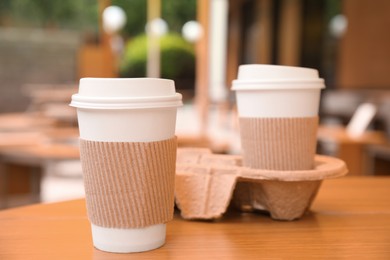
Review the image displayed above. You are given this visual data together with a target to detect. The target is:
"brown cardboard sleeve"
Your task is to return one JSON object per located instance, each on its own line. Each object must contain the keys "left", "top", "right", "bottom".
{"left": 80, "top": 137, "right": 177, "bottom": 228}
{"left": 239, "top": 116, "right": 319, "bottom": 170}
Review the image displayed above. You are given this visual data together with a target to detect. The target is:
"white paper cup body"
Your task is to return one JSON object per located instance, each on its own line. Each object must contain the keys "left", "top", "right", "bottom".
{"left": 76, "top": 107, "right": 177, "bottom": 142}
{"left": 70, "top": 78, "right": 182, "bottom": 253}
{"left": 232, "top": 64, "right": 325, "bottom": 118}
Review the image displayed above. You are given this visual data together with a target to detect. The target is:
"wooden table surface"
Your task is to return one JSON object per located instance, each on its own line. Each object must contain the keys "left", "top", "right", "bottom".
{"left": 0, "top": 176, "right": 389, "bottom": 259}
{"left": 317, "top": 125, "right": 387, "bottom": 145}
{"left": 0, "top": 113, "right": 57, "bottom": 131}
{"left": 317, "top": 126, "right": 389, "bottom": 175}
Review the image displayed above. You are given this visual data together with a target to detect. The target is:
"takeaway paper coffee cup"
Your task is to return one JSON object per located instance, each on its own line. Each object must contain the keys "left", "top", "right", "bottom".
{"left": 232, "top": 65, "right": 325, "bottom": 170}
{"left": 70, "top": 78, "right": 182, "bottom": 253}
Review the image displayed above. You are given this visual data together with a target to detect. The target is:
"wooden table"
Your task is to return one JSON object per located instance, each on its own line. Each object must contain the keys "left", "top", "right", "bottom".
{"left": 318, "top": 126, "right": 388, "bottom": 175}
{"left": 0, "top": 113, "right": 57, "bottom": 131}
{"left": 0, "top": 128, "right": 80, "bottom": 208}
{"left": 0, "top": 176, "right": 389, "bottom": 259}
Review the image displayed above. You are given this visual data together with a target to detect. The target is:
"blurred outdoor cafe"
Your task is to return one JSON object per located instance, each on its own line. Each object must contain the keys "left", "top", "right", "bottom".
{"left": 0, "top": 0, "right": 389, "bottom": 209}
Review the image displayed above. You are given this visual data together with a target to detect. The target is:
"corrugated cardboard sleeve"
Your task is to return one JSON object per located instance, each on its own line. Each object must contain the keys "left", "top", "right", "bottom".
{"left": 239, "top": 117, "right": 319, "bottom": 170}
{"left": 79, "top": 137, "right": 177, "bottom": 229}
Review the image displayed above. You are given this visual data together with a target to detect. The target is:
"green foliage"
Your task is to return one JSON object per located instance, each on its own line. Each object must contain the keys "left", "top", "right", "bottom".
{"left": 112, "top": 0, "right": 196, "bottom": 36}
{"left": 0, "top": 0, "right": 98, "bottom": 31}
{"left": 162, "top": 0, "right": 197, "bottom": 33}
{"left": 112, "top": 0, "right": 147, "bottom": 37}
{"left": 0, "top": 0, "right": 196, "bottom": 38}
{"left": 121, "top": 34, "right": 149, "bottom": 77}
{"left": 120, "top": 33, "right": 195, "bottom": 88}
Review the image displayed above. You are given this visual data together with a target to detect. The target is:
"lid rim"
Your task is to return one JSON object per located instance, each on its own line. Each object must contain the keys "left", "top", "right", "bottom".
{"left": 70, "top": 93, "right": 183, "bottom": 109}
{"left": 232, "top": 85, "right": 325, "bottom": 90}
{"left": 232, "top": 78, "right": 324, "bottom": 83}
{"left": 232, "top": 79, "right": 325, "bottom": 90}
{"left": 71, "top": 93, "right": 182, "bottom": 103}
{"left": 69, "top": 101, "right": 183, "bottom": 110}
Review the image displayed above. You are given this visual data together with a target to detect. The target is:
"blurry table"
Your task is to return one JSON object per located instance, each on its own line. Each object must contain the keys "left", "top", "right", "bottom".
{"left": 22, "top": 84, "right": 78, "bottom": 126}
{"left": 0, "top": 142, "right": 80, "bottom": 208}
{"left": 0, "top": 113, "right": 57, "bottom": 131}
{"left": 0, "top": 128, "right": 79, "bottom": 208}
{"left": 318, "top": 125, "right": 388, "bottom": 175}
{"left": 0, "top": 131, "right": 46, "bottom": 148}
{"left": 0, "top": 176, "right": 389, "bottom": 259}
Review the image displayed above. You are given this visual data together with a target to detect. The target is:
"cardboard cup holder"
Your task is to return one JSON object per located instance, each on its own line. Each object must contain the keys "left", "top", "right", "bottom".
{"left": 175, "top": 148, "right": 348, "bottom": 221}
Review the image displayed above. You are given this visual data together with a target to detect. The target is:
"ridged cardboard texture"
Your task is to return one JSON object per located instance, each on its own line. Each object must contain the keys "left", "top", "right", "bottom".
{"left": 239, "top": 117, "right": 319, "bottom": 170}
{"left": 237, "top": 116, "right": 321, "bottom": 220}
{"left": 80, "top": 137, "right": 177, "bottom": 228}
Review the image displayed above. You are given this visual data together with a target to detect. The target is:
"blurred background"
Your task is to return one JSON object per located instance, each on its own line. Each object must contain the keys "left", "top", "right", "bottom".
{"left": 0, "top": 0, "right": 389, "bottom": 209}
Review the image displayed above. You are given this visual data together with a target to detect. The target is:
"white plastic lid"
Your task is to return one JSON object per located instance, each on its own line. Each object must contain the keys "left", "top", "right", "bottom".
{"left": 232, "top": 64, "right": 325, "bottom": 90}
{"left": 70, "top": 78, "right": 183, "bottom": 109}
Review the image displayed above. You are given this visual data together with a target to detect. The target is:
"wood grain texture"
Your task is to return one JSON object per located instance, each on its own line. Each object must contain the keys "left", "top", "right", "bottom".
{"left": 0, "top": 176, "right": 389, "bottom": 259}
{"left": 317, "top": 126, "right": 388, "bottom": 175}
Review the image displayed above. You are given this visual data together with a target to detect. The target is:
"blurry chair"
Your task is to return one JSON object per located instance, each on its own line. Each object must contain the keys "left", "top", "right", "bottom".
{"left": 365, "top": 96, "right": 390, "bottom": 175}
{"left": 366, "top": 144, "right": 390, "bottom": 175}
{"left": 318, "top": 90, "right": 390, "bottom": 175}
{"left": 378, "top": 96, "right": 390, "bottom": 139}
{"left": 320, "top": 89, "right": 389, "bottom": 128}
{"left": 320, "top": 90, "right": 364, "bottom": 125}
